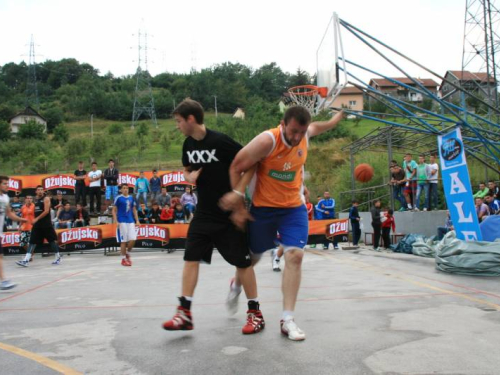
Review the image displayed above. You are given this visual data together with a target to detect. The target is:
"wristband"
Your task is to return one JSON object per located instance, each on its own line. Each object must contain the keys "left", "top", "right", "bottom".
{"left": 232, "top": 189, "right": 245, "bottom": 198}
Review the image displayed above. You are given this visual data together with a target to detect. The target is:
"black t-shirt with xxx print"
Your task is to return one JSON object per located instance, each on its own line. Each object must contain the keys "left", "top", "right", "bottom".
{"left": 182, "top": 128, "right": 242, "bottom": 218}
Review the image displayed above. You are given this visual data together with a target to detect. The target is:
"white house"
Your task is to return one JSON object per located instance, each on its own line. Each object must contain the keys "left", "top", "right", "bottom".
{"left": 9, "top": 106, "right": 47, "bottom": 134}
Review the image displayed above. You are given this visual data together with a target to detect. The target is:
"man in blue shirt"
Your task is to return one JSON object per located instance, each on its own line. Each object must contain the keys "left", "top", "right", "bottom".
{"left": 135, "top": 171, "right": 150, "bottom": 206}
{"left": 484, "top": 193, "right": 500, "bottom": 215}
{"left": 316, "top": 191, "right": 335, "bottom": 220}
{"left": 149, "top": 169, "right": 162, "bottom": 204}
{"left": 112, "top": 184, "right": 140, "bottom": 267}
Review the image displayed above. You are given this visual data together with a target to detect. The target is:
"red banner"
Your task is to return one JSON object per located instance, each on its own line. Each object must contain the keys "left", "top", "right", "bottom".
{"left": 325, "top": 219, "right": 349, "bottom": 239}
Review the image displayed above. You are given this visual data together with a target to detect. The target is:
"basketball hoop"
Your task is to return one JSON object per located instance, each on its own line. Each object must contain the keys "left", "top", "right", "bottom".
{"left": 287, "top": 85, "right": 328, "bottom": 115}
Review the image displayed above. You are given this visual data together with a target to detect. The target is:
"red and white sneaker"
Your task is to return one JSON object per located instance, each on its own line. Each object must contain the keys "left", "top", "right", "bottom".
{"left": 280, "top": 319, "right": 306, "bottom": 341}
{"left": 242, "top": 310, "right": 265, "bottom": 334}
{"left": 162, "top": 306, "right": 193, "bottom": 331}
{"left": 121, "top": 258, "right": 131, "bottom": 267}
{"left": 125, "top": 253, "right": 132, "bottom": 265}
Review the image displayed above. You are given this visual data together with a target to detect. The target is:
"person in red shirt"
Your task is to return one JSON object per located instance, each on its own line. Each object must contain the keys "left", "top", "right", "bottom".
{"left": 20, "top": 196, "right": 35, "bottom": 255}
{"left": 381, "top": 209, "right": 396, "bottom": 250}
{"left": 306, "top": 196, "right": 313, "bottom": 221}
{"left": 74, "top": 203, "right": 90, "bottom": 227}
{"left": 160, "top": 205, "right": 174, "bottom": 224}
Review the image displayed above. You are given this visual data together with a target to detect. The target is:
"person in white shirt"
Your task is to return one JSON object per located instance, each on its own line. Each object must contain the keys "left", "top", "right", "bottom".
{"left": 428, "top": 154, "right": 439, "bottom": 211}
{"left": 88, "top": 162, "right": 103, "bottom": 214}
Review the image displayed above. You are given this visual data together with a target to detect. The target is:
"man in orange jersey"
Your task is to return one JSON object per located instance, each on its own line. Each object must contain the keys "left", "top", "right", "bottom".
{"left": 221, "top": 106, "right": 343, "bottom": 341}
{"left": 19, "top": 195, "right": 35, "bottom": 256}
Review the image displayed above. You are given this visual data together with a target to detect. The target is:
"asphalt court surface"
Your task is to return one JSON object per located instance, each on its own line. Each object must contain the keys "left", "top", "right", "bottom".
{"left": 1, "top": 247, "right": 499, "bottom": 375}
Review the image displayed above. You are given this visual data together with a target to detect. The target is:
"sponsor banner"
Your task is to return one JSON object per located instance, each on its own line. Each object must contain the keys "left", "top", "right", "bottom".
{"left": 161, "top": 171, "right": 192, "bottom": 193}
{"left": 8, "top": 178, "right": 23, "bottom": 194}
{"left": 326, "top": 219, "right": 349, "bottom": 239}
{"left": 438, "top": 128, "right": 482, "bottom": 241}
{"left": 116, "top": 173, "right": 139, "bottom": 188}
{"left": 57, "top": 227, "right": 103, "bottom": 250}
{"left": 0, "top": 232, "right": 23, "bottom": 255}
{"left": 135, "top": 224, "right": 170, "bottom": 249}
{"left": 43, "top": 174, "right": 76, "bottom": 193}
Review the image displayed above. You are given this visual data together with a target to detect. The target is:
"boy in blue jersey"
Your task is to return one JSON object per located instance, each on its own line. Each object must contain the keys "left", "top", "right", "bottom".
{"left": 112, "top": 184, "right": 140, "bottom": 267}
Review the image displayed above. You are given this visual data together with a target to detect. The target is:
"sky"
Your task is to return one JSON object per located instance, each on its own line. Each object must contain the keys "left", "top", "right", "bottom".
{"left": 0, "top": 0, "right": 468, "bottom": 85}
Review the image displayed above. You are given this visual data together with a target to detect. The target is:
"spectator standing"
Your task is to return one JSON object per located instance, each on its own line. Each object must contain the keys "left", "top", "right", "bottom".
{"left": 371, "top": 200, "right": 382, "bottom": 251}
{"left": 180, "top": 186, "right": 197, "bottom": 222}
{"left": 484, "top": 193, "right": 500, "bottom": 215}
{"left": 306, "top": 196, "right": 313, "bottom": 221}
{"left": 137, "top": 203, "right": 150, "bottom": 224}
{"left": 88, "top": 162, "right": 103, "bottom": 214}
{"left": 415, "top": 155, "right": 431, "bottom": 211}
{"left": 349, "top": 200, "right": 361, "bottom": 246}
{"left": 487, "top": 181, "right": 499, "bottom": 200}
{"left": 473, "top": 182, "right": 489, "bottom": 198}
{"left": 160, "top": 204, "right": 174, "bottom": 224}
{"left": 157, "top": 187, "right": 171, "bottom": 209}
{"left": 475, "top": 197, "right": 490, "bottom": 223}
{"left": 150, "top": 202, "right": 162, "bottom": 224}
{"left": 389, "top": 161, "right": 407, "bottom": 211}
{"left": 381, "top": 209, "right": 396, "bottom": 250}
{"left": 74, "top": 161, "right": 87, "bottom": 207}
{"left": 7, "top": 196, "right": 22, "bottom": 229}
{"left": 437, "top": 211, "right": 453, "bottom": 240}
{"left": 135, "top": 171, "right": 150, "bottom": 206}
{"left": 313, "top": 195, "right": 322, "bottom": 219}
{"left": 56, "top": 203, "right": 75, "bottom": 229}
{"left": 150, "top": 170, "right": 162, "bottom": 204}
{"left": 73, "top": 203, "right": 90, "bottom": 227}
{"left": 316, "top": 191, "right": 335, "bottom": 219}
{"left": 402, "top": 154, "right": 418, "bottom": 210}
{"left": 19, "top": 196, "right": 35, "bottom": 254}
{"left": 428, "top": 155, "right": 439, "bottom": 210}
{"left": 103, "top": 159, "right": 119, "bottom": 213}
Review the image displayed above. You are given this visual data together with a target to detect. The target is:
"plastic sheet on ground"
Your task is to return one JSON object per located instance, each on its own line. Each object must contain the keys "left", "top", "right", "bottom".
{"left": 390, "top": 234, "right": 430, "bottom": 255}
{"left": 435, "top": 231, "right": 500, "bottom": 276}
{"left": 480, "top": 215, "right": 500, "bottom": 242}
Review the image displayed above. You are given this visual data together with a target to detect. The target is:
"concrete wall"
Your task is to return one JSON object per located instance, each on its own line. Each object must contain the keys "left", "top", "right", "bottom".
{"left": 339, "top": 209, "right": 448, "bottom": 240}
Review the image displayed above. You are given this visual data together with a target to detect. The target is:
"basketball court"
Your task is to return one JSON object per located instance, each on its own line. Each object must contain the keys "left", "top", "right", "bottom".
{"left": 1, "top": 248, "right": 499, "bottom": 374}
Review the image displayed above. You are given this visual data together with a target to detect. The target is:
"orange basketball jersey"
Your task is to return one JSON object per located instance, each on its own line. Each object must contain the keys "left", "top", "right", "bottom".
{"left": 252, "top": 125, "right": 308, "bottom": 208}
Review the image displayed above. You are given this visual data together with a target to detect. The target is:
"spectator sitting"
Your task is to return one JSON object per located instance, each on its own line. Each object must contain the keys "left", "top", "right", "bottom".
{"left": 180, "top": 186, "right": 197, "bottom": 222}
{"left": 52, "top": 191, "right": 68, "bottom": 211}
{"left": 170, "top": 195, "right": 181, "bottom": 208}
{"left": 73, "top": 203, "right": 90, "bottom": 227}
{"left": 475, "top": 197, "right": 490, "bottom": 223}
{"left": 149, "top": 170, "right": 162, "bottom": 204}
{"left": 157, "top": 187, "right": 172, "bottom": 209}
{"left": 316, "top": 191, "right": 335, "bottom": 219}
{"left": 473, "top": 182, "right": 489, "bottom": 199}
{"left": 56, "top": 203, "right": 75, "bottom": 229}
{"left": 149, "top": 202, "right": 162, "bottom": 224}
{"left": 137, "top": 203, "right": 150, "bottom": 224}
{"left": 349, "top": 200, "right": 361, "bottom": 247}
{"left": 160, "top": 205, "right": 174, "bottom": 224}
{"left": 437, "top": 211, "right": 454, "bottom": 240}
{"left": 484, "top": 193, "right": 500, "bottom": 215}
{"left": 173, "top": 203, "right": 186, "bottom": 223}
{"left": 135, "top": 171, "right": 150, "bottom": 206}
{"left": 381, "top": 209, "right": 396, "bottom": 250}
{"left": 488, "top": 180, "right": 499, "bottom": 200}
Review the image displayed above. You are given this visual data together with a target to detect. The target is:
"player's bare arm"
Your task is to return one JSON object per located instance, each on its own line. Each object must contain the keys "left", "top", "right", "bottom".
{"left": 183, "top": 167, "right": 202, "bottom": 184}
{"left": 306, "top": 110, "right": 344, "bottom": 138}
{"left": 112, "top": 205, "right": 118, "bottom": 224}
{"left": 6, "top": 206, "right": 27, "bottom": 223}
{"left": 133, "top": 207, "right": 140, "bottom": 225}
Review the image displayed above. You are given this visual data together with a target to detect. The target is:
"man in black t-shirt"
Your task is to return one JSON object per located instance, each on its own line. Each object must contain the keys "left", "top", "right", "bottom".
{"left": 162, "top": 99, "right": 264, "bottom": 335}
{"left": 74, "top": 161, "right": 87, "bottom": 207}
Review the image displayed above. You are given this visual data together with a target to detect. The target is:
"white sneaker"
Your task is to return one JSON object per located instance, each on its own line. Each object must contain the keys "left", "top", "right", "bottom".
{"left": 414, "top": 207, "right": 420, "bottom": 212}
{"left": 272, "top": 257, "right": 281, "bottom": 272}
{"left": 423, "top": 208, "right": 428, "bottom": 212}
{"left": 1, "top": 280, "right": 17, "bottom": 290}
{"left": 328, "top": 243, "right": 334, "bottom": 250}
{"left": 226, "top": 278, "right": 241, "bottom": 315}
{"left": 281, "top": 319, "right": 306, "bottom": 341}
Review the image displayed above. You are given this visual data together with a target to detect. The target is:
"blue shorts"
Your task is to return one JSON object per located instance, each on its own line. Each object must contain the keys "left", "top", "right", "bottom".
{"left": 106, "top": 185, "right": 118, "bottom": 200}
{"left": 248, "top": 205, "right": 309, "bottom": 254}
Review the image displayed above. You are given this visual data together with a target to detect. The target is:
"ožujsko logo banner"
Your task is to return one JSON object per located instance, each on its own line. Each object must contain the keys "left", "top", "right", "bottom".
{"left": 438, "top": 128, "right": 482, "bottom": 241}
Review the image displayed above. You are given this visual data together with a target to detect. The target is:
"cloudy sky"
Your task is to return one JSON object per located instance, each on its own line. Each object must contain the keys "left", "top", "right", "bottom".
{"left": 0, "top": 0, "right": 468, "bottom": 85}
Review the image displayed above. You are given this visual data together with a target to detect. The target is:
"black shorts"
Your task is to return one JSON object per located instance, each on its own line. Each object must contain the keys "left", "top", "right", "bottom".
{"left": 184, "top": 215, "right": 251, "bottom": 268}
{"left": 29, "top": 226, "right": 58, "bottom": 245}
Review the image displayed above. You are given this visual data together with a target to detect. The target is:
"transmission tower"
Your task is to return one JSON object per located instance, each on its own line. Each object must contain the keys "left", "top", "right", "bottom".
{"left": 462, "top": 0, "right": 500, "bottom": 109}
{"left": 131, "top": 28, "right": 157, "bottom": 128}
{"left": 25, "top": 34, "right": 40, "bottom": 110}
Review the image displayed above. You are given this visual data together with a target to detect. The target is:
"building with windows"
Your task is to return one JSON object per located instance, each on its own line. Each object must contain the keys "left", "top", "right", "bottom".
{"left": 439, "top": 70, "right": 497, "bottom": 104}
{"left": 331, "top": 86, "right": 364, "bottom": 112}
{"left": 368, "top": 77, "right": 439, "bottom": 103}
{"left": 9, "top": 106, "right": 47, "bottom": 134}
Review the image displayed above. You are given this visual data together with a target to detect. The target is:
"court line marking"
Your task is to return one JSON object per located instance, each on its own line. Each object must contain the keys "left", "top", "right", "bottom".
{"left": 308, "top": 250, "right": 500, "bottom": 311}
{"left": 0, "top": 271, "right": 85, "bottom": 304}
{"left": 0, "top": 341, "right": 82, "bottom": 375}
{"left": 0, "top": 291, "right": 480, "bottom": 312}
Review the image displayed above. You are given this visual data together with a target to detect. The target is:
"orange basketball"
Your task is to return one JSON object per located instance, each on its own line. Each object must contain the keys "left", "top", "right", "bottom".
{"left": 354, "top": 163, "right": 374, "bottom": 183}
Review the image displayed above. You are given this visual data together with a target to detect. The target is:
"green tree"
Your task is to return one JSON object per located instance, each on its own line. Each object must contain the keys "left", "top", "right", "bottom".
{"left": 160, "top": 132, "right": 171, "bottom": 155}
{"left": 0, "top": 121, "right": 11, "bottom": 141}
{"left": 65, "top": 138, "right": 88, "bottom": 163}
{"left": 18, "top": 120, "right": 46, "bottom": 140}
{"left": 136, "top": 123, "right": 150, "bottom": 159}
{"left": 108, "top": 123, "right": 124, "bottom": 135}
{"left": 90, "top": 136, "right": 109, "bottom": 158}
{"left": 52, "top": 123, "right": 69, "bottom": 143}
{"left": 43, "top": 106, "right": 64, "bottom": 133}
